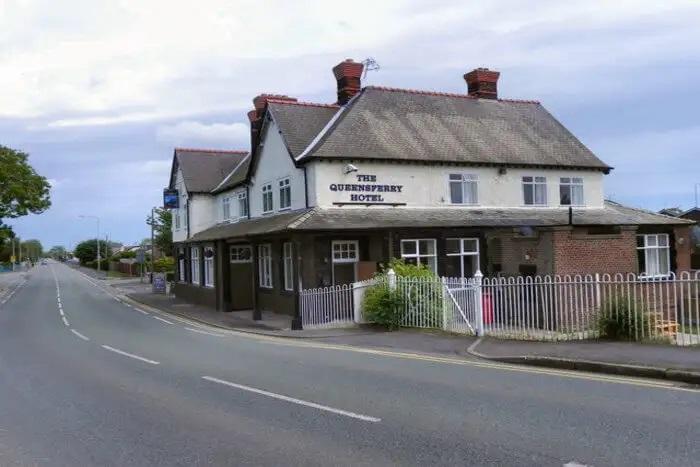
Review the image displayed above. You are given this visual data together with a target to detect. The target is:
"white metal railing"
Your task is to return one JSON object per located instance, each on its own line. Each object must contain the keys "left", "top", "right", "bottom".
{"left": 299, "top": 270, "right": 700, "bottom": 346}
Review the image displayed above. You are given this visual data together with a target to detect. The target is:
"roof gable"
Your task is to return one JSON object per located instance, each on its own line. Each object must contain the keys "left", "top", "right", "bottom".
{"left": 297, "top": 87, "right": 611, "bottom": 171}
{"left": 173, "top": 148, "right": 248, "bottom": 193}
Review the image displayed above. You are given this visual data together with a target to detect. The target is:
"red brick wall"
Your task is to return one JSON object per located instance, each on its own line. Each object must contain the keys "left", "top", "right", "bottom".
{"left": 552, "top": 228, "right": 638, "bottom": 276}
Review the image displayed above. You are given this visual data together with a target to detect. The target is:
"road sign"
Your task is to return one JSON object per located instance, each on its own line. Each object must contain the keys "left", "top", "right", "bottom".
{"left": 135, "top": 250, "right": 145, "bottom": 264}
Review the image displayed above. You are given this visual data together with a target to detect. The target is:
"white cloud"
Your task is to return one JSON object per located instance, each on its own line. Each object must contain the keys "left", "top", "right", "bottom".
{"left": 156, "top": 121, "right": 249, "bottom": 148}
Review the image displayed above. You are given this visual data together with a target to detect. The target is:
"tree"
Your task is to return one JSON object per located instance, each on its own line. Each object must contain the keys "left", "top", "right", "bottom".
{"left": 147, "top": 207, "right": 173, "bottom": 255}
{"left": 21, "top": 239, "right": 43, "bottom": 262}
{"left": 48, "top": 246, "right": 68, "bottom": 261}
{"left": 74, "top": 239, "right": 112, "bottom": 265}
{"left": 0, "top": 146, "right": 51, "bottom": 244}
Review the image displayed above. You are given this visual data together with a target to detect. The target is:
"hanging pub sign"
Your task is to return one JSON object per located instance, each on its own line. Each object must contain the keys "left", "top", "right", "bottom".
{"left": 329, "top": 174, "right": 404, "bottom": 204}
{"left": 163, "top": 189, "right": 179, "bottom": 209}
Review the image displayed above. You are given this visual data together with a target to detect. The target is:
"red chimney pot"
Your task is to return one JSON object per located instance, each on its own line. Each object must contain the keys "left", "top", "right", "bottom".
{"left": 332, "top": 59, "right": 364, "bottom": 105}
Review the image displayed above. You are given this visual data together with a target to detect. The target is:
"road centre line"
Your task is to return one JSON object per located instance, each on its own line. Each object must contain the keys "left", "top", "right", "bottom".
{"left": 71, "top": 329, "right": 90, "bottom": 341}
{"left": 152, "top": 315, "right": 174, "bottom": 325}
{"left": 101, "top": 345, "right": 160, "bottom": 365}
{"left": 202, "top": 376, "right": 381, "bottom": 423}
{"left": 185, "top": 327, "right": 224, "bottom": 337}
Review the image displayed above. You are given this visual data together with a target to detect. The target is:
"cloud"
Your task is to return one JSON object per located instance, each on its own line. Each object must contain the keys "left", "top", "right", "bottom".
{"left": 156, "top": 121, "right": 249, "bottom": 148}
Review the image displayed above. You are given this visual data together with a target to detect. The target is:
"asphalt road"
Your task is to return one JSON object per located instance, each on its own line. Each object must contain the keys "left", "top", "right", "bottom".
{"left": 1, "top": 262, "right": 698, "bottom": 466}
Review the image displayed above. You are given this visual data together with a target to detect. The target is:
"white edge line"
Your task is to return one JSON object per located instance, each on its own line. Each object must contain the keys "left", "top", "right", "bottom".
{"left": 59, "top": 309, "right": 65, "bottom": 317}
{"left": 186, "top": 327, "right": 224, "bottom": 337}
{"left": 202, "top": 376, "right": 381, "bottom": 423}
{"left": 61, "top": 316, "right": 70, "bottom": 327}
{"left": 70, "top": 329, "right": 90, "bottom": 341}
{"left": 101, "top": 345, "right": 159, "bottom": 365}
{"left": 152, "top": 315, "right": 174, "bottom": 325}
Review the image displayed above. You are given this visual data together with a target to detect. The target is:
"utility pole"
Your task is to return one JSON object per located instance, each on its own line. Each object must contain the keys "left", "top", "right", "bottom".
{"left": 150, "top": 207, "right": 155, "bottom": 283}
{"left": 11, "top": 238, "right": 15, "bottom": 271}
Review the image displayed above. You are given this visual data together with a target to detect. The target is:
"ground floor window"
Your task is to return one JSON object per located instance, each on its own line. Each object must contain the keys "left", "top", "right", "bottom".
{"left": 258, "top": 244, "right": 272, "bottom": 288}
{"left": 332, "top": 240, "right": 358, "bottom": 263}
{"left": 178, "top": 248, "right": 185, "bottom": 282}
{"left": 446, "top": 238, "right": 480, "bottom": 278}
{"left": 400, "top": 239, "right": 437, "bottom": 273}
{"left": 203, "top": 247, "right": 215, "bottom": 287}
{"left": 230, "top": 245, "right": 252, "bottom": 263}
{"left": 190, "top": 247, "right": 200, "bottom": 285}
{"left": 283, "top": 242, "right": 294, "bottom": 291}
{"left": 637, "top": 234, "right": 670, "bottom": 277}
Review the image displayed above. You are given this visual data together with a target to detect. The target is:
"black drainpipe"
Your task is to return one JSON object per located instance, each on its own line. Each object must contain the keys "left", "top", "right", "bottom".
{"left": 302, "top": 165, "right": 309, "bottom": 208}
{"left": 568, "top": 206, "right": 573, "bottom": 225}
{"left": 186, "top": 198, "right": 191, "bottom": 239}
{"left": 245, "top": 185, "right": 251, "bottom": 219}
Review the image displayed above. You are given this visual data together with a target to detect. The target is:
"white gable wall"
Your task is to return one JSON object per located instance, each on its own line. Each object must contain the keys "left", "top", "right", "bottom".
{"left": 248, "top": 119, "right": 306, "bottom": 217}
{"left": 308, "top": 160, "right": 605, "bottom": 209}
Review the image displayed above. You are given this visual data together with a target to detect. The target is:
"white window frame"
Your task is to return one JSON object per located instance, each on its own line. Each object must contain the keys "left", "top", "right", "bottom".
{"left": 230, "top": 245, "right": 252, "bottom": 263}
{"left": 522, "top": 176, "right": 548, "bottom": 206}
{"left": 283, "top": 242, "right": 294, "bottom": 291}
{"left": 174, "top": 210, "right": 181, "bottom": 230}
{"left": 262, "top": 183, "right": 273, "bottom": 214}
{"left": 237, "top": 191, "right": 248, "bottom": 220}
{"left": 445, "top": 238, "right": 480, "bottom": 278}
{"left": 448, "top": 173, "right": 479, "bottom": 205}
{"left": 258, "top": 244, "right": 272, "bottom": 288}
{"left": 559, "top": 177, "right": 584, "bottom": 206}
{"left": 637, "top": 234, "right": 671, "bottom": 278}
{"left": 278, "top": 177, "right": 291, "bottom": 211}
{"left": 331, "top": 240, "right": 359, "bottom": 264}
{"left": 222, "top": 196, "right": 231, "bottom": 221}
{"left": 190, "top": 247, "right": 200, "bottom": 285}
{"left": 203, "top": 247, "right": 215, "bottom": 288}
{"left": 178, "top": 247, "right": 185, "bottom": 282}
{"left": 400, "top": 239, "right": 437, "bottom": 273}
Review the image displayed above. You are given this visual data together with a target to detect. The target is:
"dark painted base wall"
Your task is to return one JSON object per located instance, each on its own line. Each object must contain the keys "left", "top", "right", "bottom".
{"left": 173, "top": 282, "right": 217, "bottom": 309}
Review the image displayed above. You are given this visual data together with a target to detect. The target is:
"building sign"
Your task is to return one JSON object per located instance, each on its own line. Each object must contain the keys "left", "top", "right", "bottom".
{"left": 329, "top": 174, "right": 404, "bottom": 203}
{"left": 152, "top": 272, "right": 167, "bottom": 294}
{"left": 163, "top": 189, "right": 179, "bottom": 209}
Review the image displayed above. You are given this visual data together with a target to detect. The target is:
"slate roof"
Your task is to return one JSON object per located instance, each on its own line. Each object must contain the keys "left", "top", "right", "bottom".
{"left": 266, "top": 100, "right": 339, "bottom": 157}
{"left": 173, "top": 148, "right": 248, "bottom": 193}
{"left": 211, "top": 153, "right": 251, "bottom": 193}
{"left": 297, "top": 86, "right": 611, "bottom": 171}
{"left": 184, "top": 201, "right": 691, "bottom": 242}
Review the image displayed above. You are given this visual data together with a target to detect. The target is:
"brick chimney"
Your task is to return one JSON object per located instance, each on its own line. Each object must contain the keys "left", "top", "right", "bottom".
{"left": 464, "top": 68, "right": 500, "bottom": 99}
{"left": 332, "top": 59, "right": 364, "bottom": 105}
{"left": 249, "top": 94, "right": 297, "bottom": 153}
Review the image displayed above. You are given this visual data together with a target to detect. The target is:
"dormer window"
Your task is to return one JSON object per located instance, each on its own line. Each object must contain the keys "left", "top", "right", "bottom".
{"left": 449, "top": 173, "right": 478, "bottom": 205}
{"left": 523, "top": 176, "right": 547, "bottom": 206}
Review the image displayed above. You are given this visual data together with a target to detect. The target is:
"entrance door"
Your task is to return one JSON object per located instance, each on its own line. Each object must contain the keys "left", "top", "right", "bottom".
{"left": 229, "top": 245, "right": 254, "bottom": 310}
{"left": 331, "top": 240, "right": 359, "bottom": 285}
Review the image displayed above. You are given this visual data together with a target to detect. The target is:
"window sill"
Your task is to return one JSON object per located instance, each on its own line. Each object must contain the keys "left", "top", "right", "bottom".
{"left": 278, "top": 207, "right": 291, "bottom": 212}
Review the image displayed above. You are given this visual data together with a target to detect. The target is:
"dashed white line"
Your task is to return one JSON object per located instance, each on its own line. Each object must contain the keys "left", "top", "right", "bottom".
{"left": 136, "top": 308, "right": 149, "bottom": 315}
{"left": 152, "top": 315, "right": 174, "bottom": 325}
{"left": 185, "top": 327, "right": 224, "bottom": 337}
{"left": 101, "top": 345, "right": 160, "bottom": 365}
{"left": 202, "top": 376, "right": 381, "bottom": 423}
{"left": 70, "top": 329, "right": 90, "bottom": 341}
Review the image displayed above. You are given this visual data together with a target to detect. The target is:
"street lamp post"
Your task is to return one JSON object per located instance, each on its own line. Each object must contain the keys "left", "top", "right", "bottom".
{"left": 79, "top": 215, "right": 101, "bottom": 275}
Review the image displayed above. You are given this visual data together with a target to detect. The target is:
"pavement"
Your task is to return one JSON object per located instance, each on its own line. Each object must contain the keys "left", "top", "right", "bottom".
{"left": 109, "top": 276, "right": 700, "bottom": 385}
{"left": 1, "top": 260, "right": 699, "bottom": 465}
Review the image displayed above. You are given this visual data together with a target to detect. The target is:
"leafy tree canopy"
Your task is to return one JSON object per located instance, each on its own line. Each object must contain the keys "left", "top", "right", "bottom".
{"left": 147, "top": 207, "right": 173, "bottom": 255}
{"left": 74, "top": 239, "right": 112, "bottom": 265}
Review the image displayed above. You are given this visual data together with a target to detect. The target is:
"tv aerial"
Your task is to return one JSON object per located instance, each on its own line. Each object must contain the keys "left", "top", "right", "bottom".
{"left": 361, "top": 57, "right": 380, "bottom": 79}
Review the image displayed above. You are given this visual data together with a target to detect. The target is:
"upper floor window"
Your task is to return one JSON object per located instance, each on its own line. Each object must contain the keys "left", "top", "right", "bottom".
{"left": 222, "top": 196, "right": 231, "bottom": 221}
{"left": 174, "top": 211, "right": 181, "bottom": 230}
{"left": 237, "top": 191, "right": 248, "bottom": 219}
{"left": 262, "top": 183, "right": 273, "bottom": 214}
{"left": 523, "top": 176, "right": 547, "bottom": 206}
{"left": 279, "top": 178, "right": 291, "bottom": 211}
{"left": 560, "top": 177, "right": 584, "bottom": 206}
{"left": 637, "top": 234, "right": 670, "bottom": 277}
{"left": 449, "top": 173, "right": 478, "bottom": 205}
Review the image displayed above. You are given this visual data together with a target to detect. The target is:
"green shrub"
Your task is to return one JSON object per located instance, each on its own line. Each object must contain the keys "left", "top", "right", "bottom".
{"left": 362, "top": 282, "right": 405, "bottom": 330}
{"left": 153, "top": 256, "right": 174, "bottom": 273}
{"left": 597, "top": 294, "right": 656, "bottom": 341}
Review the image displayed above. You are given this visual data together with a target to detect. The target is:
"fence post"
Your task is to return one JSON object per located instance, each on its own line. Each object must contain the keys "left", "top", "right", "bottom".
{"left": 441, "top": 277, "right": 449, "bottom": 331}
{"left": 474, "top": 270, "right": 484, "bottom": 336}
{"left": 595, "top": 273, "right": 601, "bottom": 310}
{"left": 387, "top": 268, "right": 396, "bottom": 291}
{"left": 352, "top": 282, "right": 363, "bottom": 324}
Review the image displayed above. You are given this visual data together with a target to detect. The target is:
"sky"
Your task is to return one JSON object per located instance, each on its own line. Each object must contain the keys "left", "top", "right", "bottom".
{"left": 2, "top": 0, "right": 699, "bottom": 249}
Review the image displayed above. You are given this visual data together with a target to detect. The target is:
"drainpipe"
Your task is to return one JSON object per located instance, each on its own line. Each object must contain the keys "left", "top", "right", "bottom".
{"left": 245, "top": 186, "right": 251, "bottom": 219}
{"left": 568, "top": 206, "right": 573, "bottom": 226}
{"left": 302, "top": 166, "right": 309, "bottom": 209}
